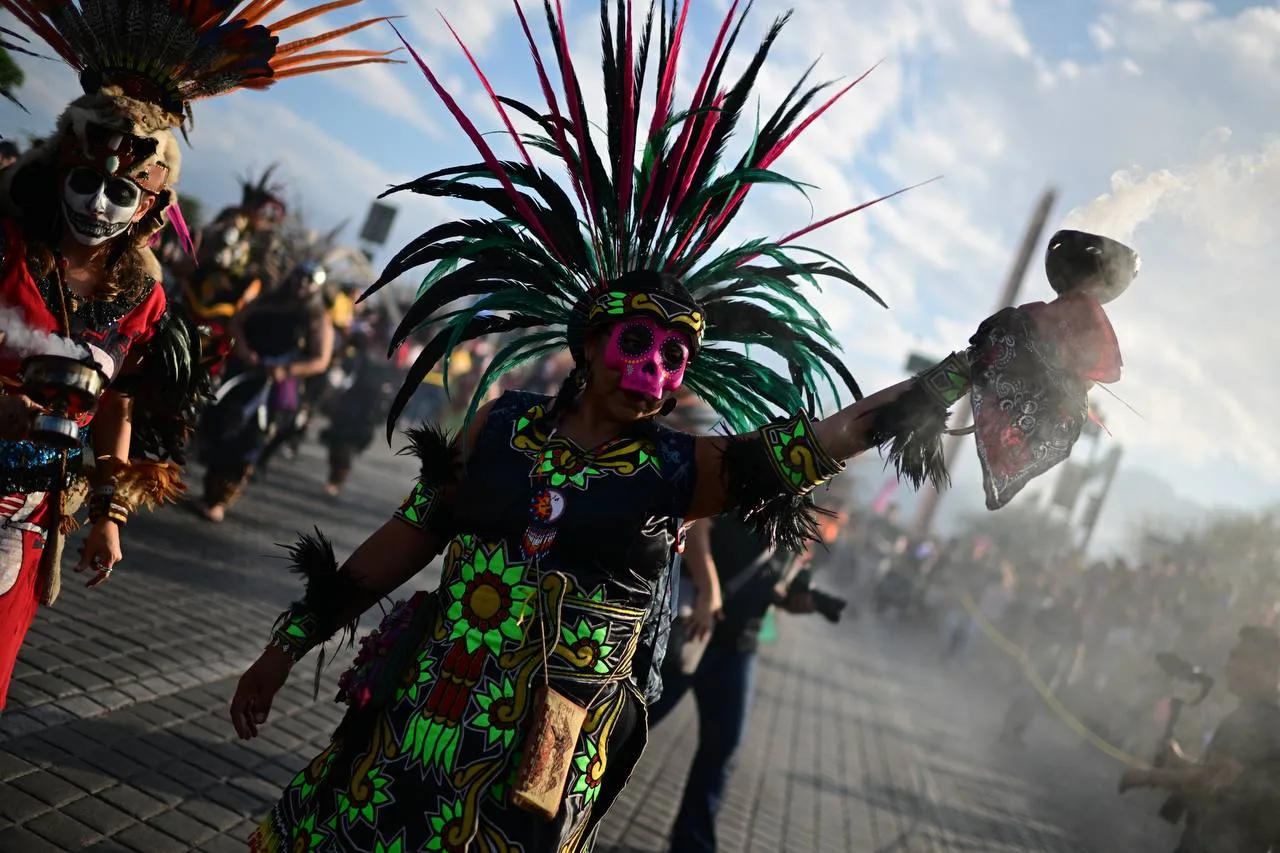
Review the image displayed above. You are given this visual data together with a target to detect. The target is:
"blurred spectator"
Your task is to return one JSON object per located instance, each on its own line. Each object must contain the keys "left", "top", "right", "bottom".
{"left": 0, "top": 139, "right": 18, "bottom": 169}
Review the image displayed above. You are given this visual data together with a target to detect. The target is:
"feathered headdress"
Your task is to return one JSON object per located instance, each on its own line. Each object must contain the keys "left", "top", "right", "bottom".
{"left": 0, "top": 0, "right": 399, "bottom": 242}
{"left": 278, "top": 218, "right": 368, "bottom": 279}
{"left": 366, "top": 1, "right": 921, "bottom": 437}
{"left": 240, "top": 164, "right": 288, "bottom": 223}
{"left": 0, "top": 1, "right": 400, "bottom": 127}
{"left": 0, "top": 25, "right": 37, "bottom": 112}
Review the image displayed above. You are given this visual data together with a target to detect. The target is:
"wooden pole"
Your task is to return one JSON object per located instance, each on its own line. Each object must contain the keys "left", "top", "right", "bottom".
{"left": 909, "top": 187, "right": 1059, "bottom": 539}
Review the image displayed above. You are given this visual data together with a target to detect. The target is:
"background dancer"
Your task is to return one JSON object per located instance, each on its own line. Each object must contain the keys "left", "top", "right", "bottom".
{"left": 197, "top": 261, "right": 335, "bottom": 522}
{"left": 0, "top": 0, "right": 400, "bottom": 708}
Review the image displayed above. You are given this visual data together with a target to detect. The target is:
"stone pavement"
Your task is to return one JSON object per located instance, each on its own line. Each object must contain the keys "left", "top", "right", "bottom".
{"left": 0, "top": 440, "right": 1181, "bottom": 852}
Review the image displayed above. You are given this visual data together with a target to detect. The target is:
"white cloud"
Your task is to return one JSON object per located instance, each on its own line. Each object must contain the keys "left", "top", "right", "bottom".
{"left": 395, "top": 0, "right": 505, "bottom": 55}
{"left": 1090, "top": 23, "right": 1117, "bottom": 50}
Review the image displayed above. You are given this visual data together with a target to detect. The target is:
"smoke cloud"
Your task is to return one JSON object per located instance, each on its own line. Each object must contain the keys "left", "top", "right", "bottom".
{"left": 1061, "top": 167, "right": 1191, "bottom": 246}
{"left": 1061, "top": 127, "right": 1278, "bottom": 253}
{"left": 0, "top": 302, "right": 91, "bottom": 360}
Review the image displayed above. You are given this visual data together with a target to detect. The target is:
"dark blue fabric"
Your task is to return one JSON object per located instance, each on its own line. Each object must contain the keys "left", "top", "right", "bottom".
{"left": 456, "top": 390, "right": 698, "bottom": 705}
{"left": 648, "top": 643, "right": 757, "bottom": 853}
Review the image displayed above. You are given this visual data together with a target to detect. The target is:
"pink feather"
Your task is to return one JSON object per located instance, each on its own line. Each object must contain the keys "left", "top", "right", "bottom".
{"left": 551, "top": 0, "right": 600, "bottom": 238}
{"left": 758, "top": 63, "right": 879, "bottom": 170}
{"left": 390, "top": 23, "right": 561, "bottom": 257}
{"left": 512, "top": 2, "right": 590, "bottom": 220}
{"left": 727, "top": 179, "right": 939, "bottom": 268}
{"left": 648, "top": 1, "right": 737, "bottom": 221}
{"left": 439, "top": 12, "right": 534, "bottom": 169}
{"left": 695, "top": 66, "right": 876, "bottom": 250}
{"left": 166, "top": 199, "right": 197, "bottom": 260}
{"left": 636, "top": 0, "right": 693, "bottom": 220}
{"left": 617, "top": 0, "right": 636, "bottom": 252}
{"left": 667, "top": 91, "right": 724, "bottom": 219}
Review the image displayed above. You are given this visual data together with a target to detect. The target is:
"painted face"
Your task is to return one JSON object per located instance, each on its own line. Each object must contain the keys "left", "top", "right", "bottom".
{"left": 604, "top": 317, "right": 692, "bottom": 400}
{"left": 61, "top": 167, "right": 144, "bottom": 246}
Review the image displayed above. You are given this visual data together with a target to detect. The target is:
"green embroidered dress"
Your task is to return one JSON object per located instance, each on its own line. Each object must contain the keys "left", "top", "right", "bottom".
{"left": 253, "top": 390, "right": 695, "bottom": 852}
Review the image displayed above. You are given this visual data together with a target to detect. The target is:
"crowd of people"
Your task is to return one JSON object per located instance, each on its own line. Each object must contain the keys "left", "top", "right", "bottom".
{"left": 821, "top": 498, "right": 1280, "bottom": 766}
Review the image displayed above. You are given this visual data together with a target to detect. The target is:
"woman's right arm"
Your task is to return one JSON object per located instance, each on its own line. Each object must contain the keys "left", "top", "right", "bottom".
{"left": 230, "top": 517, "right": 443, "bottom": 739}
{"left": 314, "top": 518, "right": 447, "bottom": 625}
{"left": 230, "top": 400, "right": 494, "bottom": 738}
{"left": 228, "top": 304, "right": 257, "bottom": 364}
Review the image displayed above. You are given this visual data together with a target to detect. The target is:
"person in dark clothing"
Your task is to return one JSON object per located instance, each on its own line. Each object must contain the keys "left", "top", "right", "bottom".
{"left": 197, "top": 261, "right": 334, "bottom": 520}
{"left": 320, "top": 309, "right": 402, "bottom": 496}
{"left": 0, "top": 140, "right": 20, "bottom": 170}
{"left": 1120, "top": 626, "right": 1280, "bottom": 852}
{"left": 648, "top": 514, "right": 818, "bottom": 853}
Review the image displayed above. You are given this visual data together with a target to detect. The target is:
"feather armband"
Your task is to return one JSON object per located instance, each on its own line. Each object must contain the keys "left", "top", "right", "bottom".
{"left": 863, "top": 351, "right": 973, "bottom": 494}
{"left": 87, "top": 457, "right": 185, "bottom": 525}
{"left": 269, "top": 529, "right": 368, "bottom": 666}
{"left": 392, "top": 424, "right": 461, "bottom": 536}
{"left": 720, "top": 411, "right": 845, "bottom": 553}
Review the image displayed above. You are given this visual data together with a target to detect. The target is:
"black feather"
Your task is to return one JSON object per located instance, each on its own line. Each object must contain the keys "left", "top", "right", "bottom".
{"left": 717, "top": 434, "right": 830, "bottom": 553}
{"left": 114, "top": 305, "right": 214, "bottom": 465}
{"left": 277, "top": 527, "right": 363, "bottom": 653}
{"left": 386, "top": 313, "right": 547, "bottom": 440}
{"left": 397, "top": 423, "right": 461, "bottom": 485}
{"left": 864, "top": 383, "right": 951, "bottom": 491}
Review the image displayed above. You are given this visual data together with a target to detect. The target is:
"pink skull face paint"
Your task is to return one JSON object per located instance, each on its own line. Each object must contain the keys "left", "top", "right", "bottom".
{"left": 603, "top": 317, "right": 692, "bottom": 400}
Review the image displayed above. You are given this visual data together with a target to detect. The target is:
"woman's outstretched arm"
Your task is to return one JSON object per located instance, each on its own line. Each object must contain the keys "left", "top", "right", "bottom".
{"left": 685, "top": 379, "right": 914, "bottom": 523}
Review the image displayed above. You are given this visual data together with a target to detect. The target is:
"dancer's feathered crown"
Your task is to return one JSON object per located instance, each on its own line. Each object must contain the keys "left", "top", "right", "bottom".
{"left": 0, "top": 1, "right": 398, "bottom": 240}
{"left": 366, "top": 1, "right": 920, "bottom": 435}
{"left": 1, "top": 0, "right": 399, "bottom": 125}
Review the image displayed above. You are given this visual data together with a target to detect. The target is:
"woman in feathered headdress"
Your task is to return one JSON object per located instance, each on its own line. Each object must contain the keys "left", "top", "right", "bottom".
{"left": 231, "top": 3, "right": 1134, "bottom": 851}
{"left": 0, "top": 0, "right": 396, "bottom": 709}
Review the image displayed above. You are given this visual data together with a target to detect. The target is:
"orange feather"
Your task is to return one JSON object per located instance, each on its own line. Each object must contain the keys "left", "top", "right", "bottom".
{"left": 275, "top": 17, "right": 399, "bottom": 57}
{"left": 269, "top": 57, "right": 401, "bottom": 81}
{"left": 272, "top": 47, "right": 401, "bottom": 70}
{"left": 267, "top": 0, "right": 367, "bottom": 32}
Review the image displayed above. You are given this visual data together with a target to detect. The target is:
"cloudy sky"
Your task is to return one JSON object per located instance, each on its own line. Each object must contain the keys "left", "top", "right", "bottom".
{"left": 3, "top": 0, "right": 1278, "bottom": 535}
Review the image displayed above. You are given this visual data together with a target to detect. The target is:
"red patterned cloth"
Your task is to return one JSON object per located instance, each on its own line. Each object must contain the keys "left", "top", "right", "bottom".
{"left": 0, "top": 218, "right": 166, "bottom": 397}
{"left": 969, "top": 291, "right": 1123, "bottom": 510}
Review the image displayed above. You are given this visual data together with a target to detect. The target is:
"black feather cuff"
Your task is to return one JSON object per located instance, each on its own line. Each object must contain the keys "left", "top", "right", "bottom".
{"left": 393, "top": 423, "right": 462, "bottom": 537}
{"left": 720, "top": 411, "right": 845, "bottom": 553}
{"left": 269, "top": 528, "right": 365, "bottom": 661}
{"left": 865, "top": 352, "right": 970, "bottom": 492}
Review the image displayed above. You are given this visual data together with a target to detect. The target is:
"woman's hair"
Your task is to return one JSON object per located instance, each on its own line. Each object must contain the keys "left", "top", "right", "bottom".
{"left": 10, "top": 156, "right": 157, "bottom": 303}
{"left": 543, "top": 363, "right": 587, "bottom": 428}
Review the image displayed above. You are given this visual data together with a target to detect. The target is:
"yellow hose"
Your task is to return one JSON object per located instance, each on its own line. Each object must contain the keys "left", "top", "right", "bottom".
{"left": 954, "top": 588, "right": 1150, "bottom": 769}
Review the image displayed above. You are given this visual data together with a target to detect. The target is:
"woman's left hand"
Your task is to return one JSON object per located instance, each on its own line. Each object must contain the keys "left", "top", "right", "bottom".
{"left": 75, "top": 519, "right": 123, "bottom": 588}
{"left": 685, "top": 586, "right": 723, "bottom": 643}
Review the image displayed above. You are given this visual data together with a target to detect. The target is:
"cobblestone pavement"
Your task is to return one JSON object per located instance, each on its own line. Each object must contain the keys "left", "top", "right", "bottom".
{"left": 0, "top": 441, "right": 1181, "bottom": 852}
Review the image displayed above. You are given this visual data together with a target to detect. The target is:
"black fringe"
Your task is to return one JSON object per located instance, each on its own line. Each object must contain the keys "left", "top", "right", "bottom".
{"left": 719, "top": 435, "right": 832, "bottom": 554}
{"left": 277, "top": 527, "right": 364, "bottom": 653}
{"left": 275, "top": 527, "right": 373, "bottom": 701}
{"left": 864, "top": 381, "right": 951, "bottom": 492}
{"left": 397, "top": 422, "right": 461, "bottom": 484}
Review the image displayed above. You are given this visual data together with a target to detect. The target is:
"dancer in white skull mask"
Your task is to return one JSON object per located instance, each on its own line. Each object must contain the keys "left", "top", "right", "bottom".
{"left": 0, "top": 0, "right": 394, "bottom": 710}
